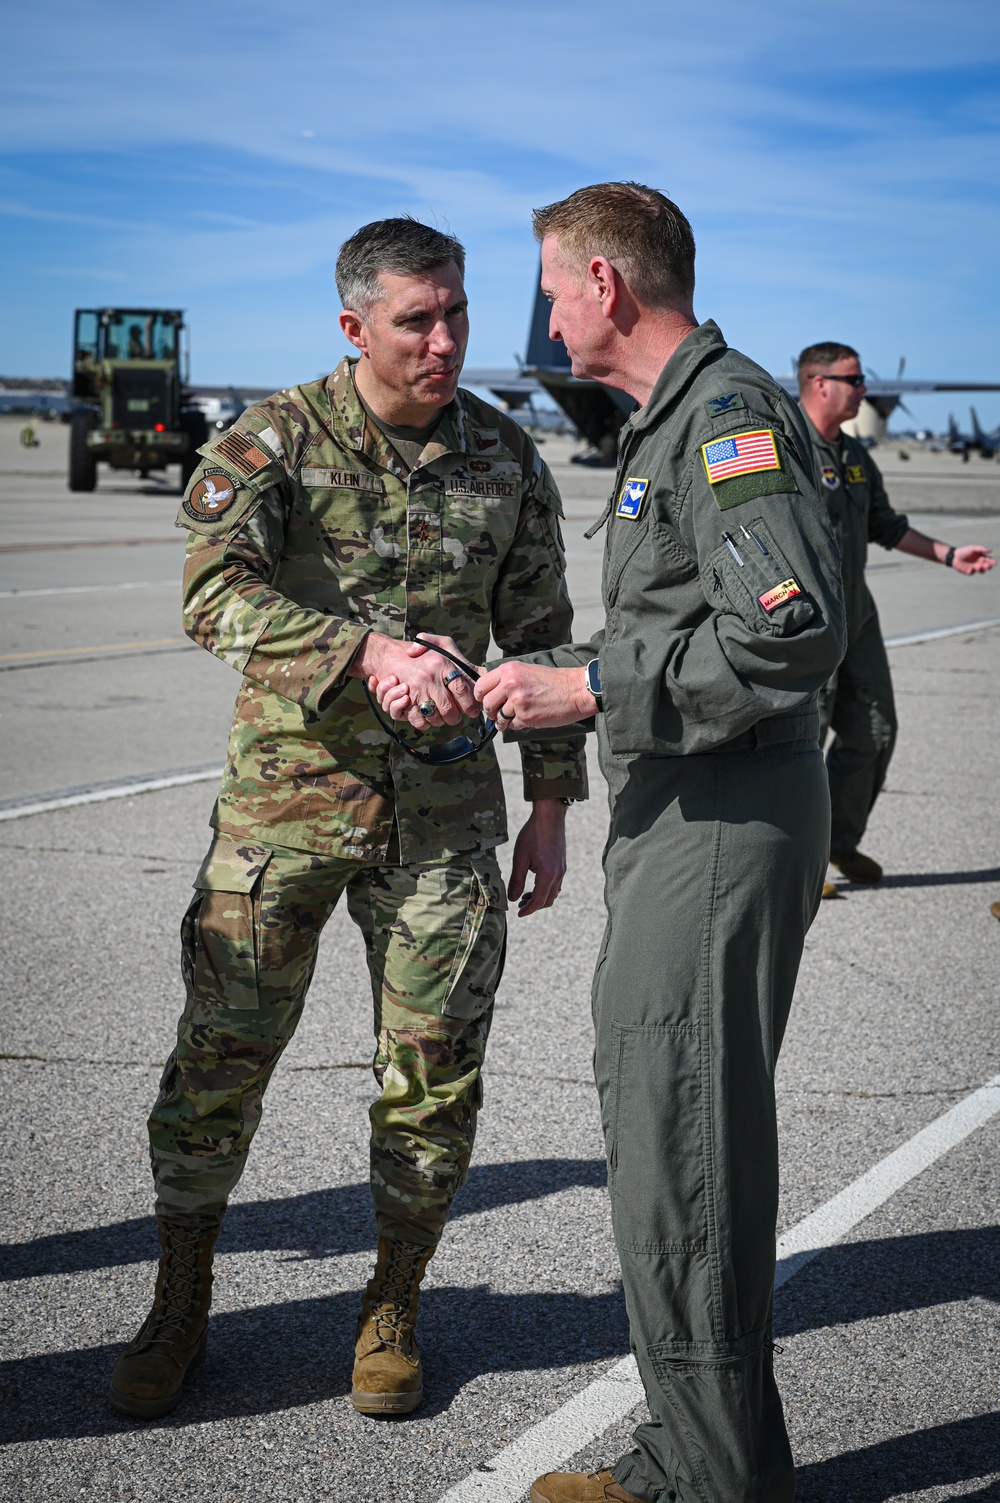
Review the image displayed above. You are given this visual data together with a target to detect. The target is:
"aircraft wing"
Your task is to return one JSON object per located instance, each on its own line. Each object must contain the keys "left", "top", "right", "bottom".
{"left": 775, "top": 376, "right": 1000, "bottom": 397}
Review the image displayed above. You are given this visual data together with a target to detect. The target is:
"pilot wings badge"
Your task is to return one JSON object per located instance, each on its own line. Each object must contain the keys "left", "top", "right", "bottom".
{"left": 615, "top": 476, "right": 649, "bottom": 520}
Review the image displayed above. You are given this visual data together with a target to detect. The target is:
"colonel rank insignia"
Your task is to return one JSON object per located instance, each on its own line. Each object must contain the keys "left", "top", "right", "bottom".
{"left": 616, "top": 477, "right": 649, "bottom": 519}
{"left": 701, "top": 430, "right": 781, "bottom": 485}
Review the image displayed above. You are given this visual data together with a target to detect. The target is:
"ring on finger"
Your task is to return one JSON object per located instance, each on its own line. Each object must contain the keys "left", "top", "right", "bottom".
{"left": 418, "top": 700, "right": 436, "bottom": 717}
{"left": 443, "top": 667, "right": 465, "bottom": 686}
{"left": 497, "top": 706, "right": 516, "bottom": 722}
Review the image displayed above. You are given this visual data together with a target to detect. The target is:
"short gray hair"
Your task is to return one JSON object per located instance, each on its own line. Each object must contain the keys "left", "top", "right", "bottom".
{"left": 335, "top": 217, "right": 466, "bottom": 315}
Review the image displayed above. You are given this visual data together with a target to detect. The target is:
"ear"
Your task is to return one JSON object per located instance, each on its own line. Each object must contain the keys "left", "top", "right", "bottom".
{"left": 339, "top": 308, "right": 368, "bottom": 355}
{"left": 587, "top": 256, "right": 619, "bottom": 320}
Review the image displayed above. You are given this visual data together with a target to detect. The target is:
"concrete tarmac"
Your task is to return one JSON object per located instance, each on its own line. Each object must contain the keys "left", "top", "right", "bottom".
{"left": 1, "top": 416, "right": 998, "bottom": 1502}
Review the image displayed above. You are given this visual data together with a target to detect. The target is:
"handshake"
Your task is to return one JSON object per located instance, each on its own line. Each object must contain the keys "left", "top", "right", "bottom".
{"left": 349, "top": 631, "right": 598, "bottom": 733}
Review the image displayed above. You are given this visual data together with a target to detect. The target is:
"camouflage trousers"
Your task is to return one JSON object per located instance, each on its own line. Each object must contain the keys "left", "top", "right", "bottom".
{"left": 147, "top": 834, "right": 507, "bottom": 1247}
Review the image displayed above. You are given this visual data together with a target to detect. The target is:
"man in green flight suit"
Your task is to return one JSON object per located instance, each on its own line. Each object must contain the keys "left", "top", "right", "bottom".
{"left": 796, "top": 342, "right": 995, "bottom": 895}
{"left": 108, "top": 218, "right": 587, "bottom": 1421}
{"left": 377, "top": 184, "right": 846, "bottom": 1503}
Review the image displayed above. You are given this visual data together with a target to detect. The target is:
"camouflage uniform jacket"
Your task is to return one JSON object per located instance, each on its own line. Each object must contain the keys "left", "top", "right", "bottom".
{"left": 802, "top": 411, "right": 909, "bottom": 644}
{"left": 176, "top": 358, "right": 587, "bottom": 863}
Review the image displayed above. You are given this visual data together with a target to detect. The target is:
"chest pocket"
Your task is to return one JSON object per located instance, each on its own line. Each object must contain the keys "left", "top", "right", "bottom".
{"left": 293, "top": 467, "right": 398, "bottom": 595}
{"left": 705, "top": 517, "right": 816, "bottom": 637}
{"left": 439, "top": 464, "right": 521, "bottom": 572}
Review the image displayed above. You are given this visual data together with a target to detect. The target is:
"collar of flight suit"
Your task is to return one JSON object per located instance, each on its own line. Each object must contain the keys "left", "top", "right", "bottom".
{"left": 322, "top": 356, "right": 475, "bottom": 477}
{"left": 623, "top": 318, "right": 729, "bottom": 439}
{"left": 801, "top": 407, "right": 854, "bottom": 470}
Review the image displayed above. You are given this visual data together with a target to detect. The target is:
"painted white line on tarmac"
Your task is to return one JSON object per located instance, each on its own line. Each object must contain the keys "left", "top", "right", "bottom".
{"left": 885, "top": 616, "right": 1000, "bottom": 647}
{"left": 437, "top": 1073, "right": 1000, "bottom": 1503}
{"left": 0, "top": 579, "right": 177, "bottom": 599}
{"left": 0, "top": 766, "right": 224, "bottom": 821}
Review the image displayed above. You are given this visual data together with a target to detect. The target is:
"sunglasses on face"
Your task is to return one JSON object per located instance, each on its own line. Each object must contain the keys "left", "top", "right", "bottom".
{"left": 363, "top": 636, "right": 498, "bottom": 766}
{"left": 815, "top": 373, "right": 866, "bottom": 389}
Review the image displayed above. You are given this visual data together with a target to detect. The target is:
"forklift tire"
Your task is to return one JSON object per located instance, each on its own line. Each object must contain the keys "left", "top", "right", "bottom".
{"left": 68, "top": 410, "right": 98, "bottom": 492}
{"left": 180, "top": 408, "right": 209, "bottom": 490}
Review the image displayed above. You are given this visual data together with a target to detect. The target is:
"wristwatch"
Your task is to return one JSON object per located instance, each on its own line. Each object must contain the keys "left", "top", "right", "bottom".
{"left": 585, "top": 658, "right": 603, "bottom": 711}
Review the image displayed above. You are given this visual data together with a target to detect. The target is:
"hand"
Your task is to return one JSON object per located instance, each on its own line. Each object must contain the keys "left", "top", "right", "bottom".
{"left": 952, "top": 545, "right": 996, "bottom": 576}
{"left": 475, "top": 661, "right": 596, "bottom": 730}
{"left": 508, "top": 800, "right": 567, "bottom": 917}
{"left": 352, "top": 632, "right": 479, "bottom": 730}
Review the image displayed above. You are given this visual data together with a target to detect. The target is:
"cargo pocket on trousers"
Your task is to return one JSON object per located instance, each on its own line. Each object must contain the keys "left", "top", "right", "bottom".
{"left": 184, "top": 835, "right": 274, "bottom": 1011}
{"left": 442, "top": 852, "right": 508, "bottom": 1021}
{"left": 608, "top": 1022, "right": 707, "bottom": 1254}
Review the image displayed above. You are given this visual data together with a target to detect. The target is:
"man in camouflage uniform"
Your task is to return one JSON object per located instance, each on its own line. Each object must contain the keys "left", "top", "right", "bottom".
{"left": 109, "top": 218, "right": 586, "bottom": 1421}
{"left": 797, "top": 343, "right": 995, "bottom": 896}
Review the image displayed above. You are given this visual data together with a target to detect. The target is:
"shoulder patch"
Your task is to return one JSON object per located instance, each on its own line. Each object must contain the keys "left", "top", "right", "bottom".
{"left": 615, "top": 476, "right": 649, "bottom": 520}
{"left": 845, "top": 464, "right": 866, "bottom": 485}
{"left": 700, "top": 430, "right": 800, "bottom": 512}
{"left": 183, "top": 468, "right": 240, "bottom": 522}
{"left": 702, "top": 429, "right": 780, "bottom": 485}
{"left": 704, "top": 391, "right": 746, "bottom": 419}
{"left": 213, "top": 427, "right": 275, "bottom": 478}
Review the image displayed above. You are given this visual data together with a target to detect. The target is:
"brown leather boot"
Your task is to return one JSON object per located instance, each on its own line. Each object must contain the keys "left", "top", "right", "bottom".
{"left": 108, "top": 1217, "right": 220, "bottom": 1419}
{"left": 831, "top": 849, "right": 883, "bottom": 884}
{"left": 351, "top": 1237, "right": 434, "bottom": 1415}
{"left": 821, "top": 879, "right": 838, "bottom": 899}
{"left": 530, "top": 1470, "right": 644, "bottom": 1503}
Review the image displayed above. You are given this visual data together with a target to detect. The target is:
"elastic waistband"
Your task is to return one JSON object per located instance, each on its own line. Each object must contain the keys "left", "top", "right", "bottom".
{"left": 712, "top": 704, "right": 820, "bottom": 755}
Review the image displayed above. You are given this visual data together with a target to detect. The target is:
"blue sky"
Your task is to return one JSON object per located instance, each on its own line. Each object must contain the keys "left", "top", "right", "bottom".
{"left": 2, "top": 0, "right": 999, "bottom": 431}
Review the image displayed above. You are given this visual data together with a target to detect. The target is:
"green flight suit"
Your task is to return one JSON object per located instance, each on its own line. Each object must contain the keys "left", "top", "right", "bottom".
{"left": 527, "top": 322, "right": 846, "bottom": 1503}
{"left": 148, "top": 360, "right": 587, "bottom": 1247}
{"left": 803, "top": 414, "right": 908, "bottom": 859}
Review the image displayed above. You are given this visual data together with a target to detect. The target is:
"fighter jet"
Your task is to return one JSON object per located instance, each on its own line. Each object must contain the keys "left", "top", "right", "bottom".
{"left": 970, "top": 408, "right": 1000, "bottom": 459}
{"left": 466, "top": 274, "right": 1000, "bottom": 463}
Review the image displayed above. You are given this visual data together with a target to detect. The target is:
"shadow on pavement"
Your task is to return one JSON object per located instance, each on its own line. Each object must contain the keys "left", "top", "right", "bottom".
{"left": 794, "top": 1411, "right": 1000, "bottom": 1501}
{"left": 0, "top": 1156, "right": 608, "bottom": 1282}
{"left": 775, "top": 1225, "right": 1000, "bottom": 1339}
{"left": 0, "top": 1283, "right": 629, "bottom": 1444}
{"left": 877, "top": 866, "right": 1000, "bottom": 889}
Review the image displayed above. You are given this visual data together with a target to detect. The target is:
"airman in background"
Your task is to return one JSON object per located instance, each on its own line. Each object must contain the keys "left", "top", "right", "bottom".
{"left": 796, "top": 344, "right": 995, "bottom": 897}
{"left": 108, "top": 217, "right": 586, "bottom": 1423}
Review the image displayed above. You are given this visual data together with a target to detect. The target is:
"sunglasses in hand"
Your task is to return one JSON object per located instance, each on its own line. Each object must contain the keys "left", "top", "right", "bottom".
{"left": 363, "top": 637, "right": 498, "bottom": 766}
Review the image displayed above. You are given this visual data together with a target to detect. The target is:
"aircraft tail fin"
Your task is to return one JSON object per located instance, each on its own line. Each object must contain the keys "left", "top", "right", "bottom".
{"left": 524, "top": 268, "right": 571, "bottom": 371}
{"left": 970, "top": 406, "right": 985, "bottom": 441}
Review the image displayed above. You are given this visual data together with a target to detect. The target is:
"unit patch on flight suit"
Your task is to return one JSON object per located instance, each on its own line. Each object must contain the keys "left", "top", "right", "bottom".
{"left": 184, "top": 469, "right": 240, "bottom": 521}
{"left": 705, "top": 391, "right": 746, "bottom": 418}
{"left": 846, "top": 464, "right": 866, "bottom": 485}
{"left": 821, "top": 466, "right": 840, "bottom": 489}
{"left": 616, "top": 477, "right": 649, "bottom": 519}
{"left": 758, "top": 577, "right": 802, "bottom": 612}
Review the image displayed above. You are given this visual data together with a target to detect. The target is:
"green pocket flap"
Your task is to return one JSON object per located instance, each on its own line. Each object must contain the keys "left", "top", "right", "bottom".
{"left": 194, "top": 835, "right": 273, "bottom": 894}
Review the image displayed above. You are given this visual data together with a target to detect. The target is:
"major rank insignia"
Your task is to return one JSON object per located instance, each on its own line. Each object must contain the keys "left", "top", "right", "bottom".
{"left": 846, "top": 464, "right": 866, "bottom": 485}
{"left": 759, "top": 577, "right": 802, "bottom": 612}
{"left": 616, "top": 477, "right": 649, "bottom": 519}
{"left": 702, "top": 430, "right": 780, "bottom": 485}
{"left": 184, "top": 468, "right": 238, "bottom": 520}
{"left": 821, "top": 466, "right": 840, "bottom": 489}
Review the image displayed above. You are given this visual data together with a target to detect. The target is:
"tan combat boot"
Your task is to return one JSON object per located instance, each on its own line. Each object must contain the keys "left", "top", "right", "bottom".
{"left": 530, "top": 1470, "right": 644, "bottom": 1503}
{"left": 109, "top": 1217, "right": 220, "bottom": 1419}
{"left": 351, "top": 1237, "right": 434, "bottom": 1415}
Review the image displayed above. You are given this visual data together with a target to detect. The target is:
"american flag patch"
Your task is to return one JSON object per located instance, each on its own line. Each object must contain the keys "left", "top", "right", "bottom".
{"left": 215, "top": 428, "right": 273, "bottom": 478}
{"left": 701, "top": 429, "right": 780, "bottom": 485}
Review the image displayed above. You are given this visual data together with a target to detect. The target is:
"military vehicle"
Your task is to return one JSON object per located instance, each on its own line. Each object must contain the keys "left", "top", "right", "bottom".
{"left": 68, "top": 308, "right": 208, "bottom": 492}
